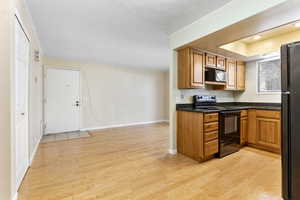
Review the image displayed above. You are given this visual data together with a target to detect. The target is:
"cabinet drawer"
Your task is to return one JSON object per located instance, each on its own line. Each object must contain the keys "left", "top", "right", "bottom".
{"left": 240, "top": 110, "right": 248, "bottom": 118}
{"left": 205, "top": 131, "right": 218, "bottom": 142}
{"left": 204, "top": 122, "right": 219, "bottom": 132}
{"left": 204, "top": 113, "right": 219, "bottom": 123}
{"left": 256, "top": 110, "right": 280, "bottom": 119}
{"left": 205, "top": 140, "right": 218, "bottom": 156}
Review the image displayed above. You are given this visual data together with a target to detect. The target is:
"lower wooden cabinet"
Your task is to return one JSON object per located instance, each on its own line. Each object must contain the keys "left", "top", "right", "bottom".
{"left": 177, "top": 111, "right": 204, "bottom": 161}
{"left": 240, "top": 110, "right": 248, "bottom": 145}
{"left": 256, "top": 117, "right": 281, "bottom": 151}
{"left": 205, "top": 140, "right": 218, "bottom": 157}
{"left": 177, "top": 109, "right": 281, "bottom": 162}
{"left": 177, "top": 111, "right": 219, "bottom": 162}
{"left": 247, "top": 109, "right": 281, "bottom": 153}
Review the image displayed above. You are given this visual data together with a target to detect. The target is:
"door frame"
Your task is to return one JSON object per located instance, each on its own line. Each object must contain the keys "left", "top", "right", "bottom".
{"left": 43, "top": 66, "right": 82, "bottom": 134}
{"left": 13, "top": 11, "right": 31, "bottom": 190}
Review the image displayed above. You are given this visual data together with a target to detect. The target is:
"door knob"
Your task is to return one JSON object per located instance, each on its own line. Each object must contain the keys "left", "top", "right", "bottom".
{"left": 75, "top": 101, "right": 80, "bottom": 107}
{"left": 20, "top": 113, "right": 25, "bottom": 115}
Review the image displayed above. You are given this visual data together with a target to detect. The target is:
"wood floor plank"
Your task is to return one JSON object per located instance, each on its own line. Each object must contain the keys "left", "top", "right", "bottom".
{"left": 19, "top": 123, "right": 281, "bottom": 200}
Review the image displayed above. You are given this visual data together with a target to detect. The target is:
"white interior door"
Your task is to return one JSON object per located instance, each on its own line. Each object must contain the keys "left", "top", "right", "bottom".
{"left": 45, "top": 68, "right": 80, "bottom": 134}
{"left": 15, "top": 16, "right": 30, "bottom": 189}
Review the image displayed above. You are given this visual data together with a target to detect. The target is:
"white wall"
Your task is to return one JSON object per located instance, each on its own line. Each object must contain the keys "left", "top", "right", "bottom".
{"left": 44, "top": 57, "right": 169, "bottom": 130}
{"left": 0, "top": 0, "right": 13, "bottom": 199}
{"left": 234, "top": 61, "right": 281, "bottom": 103}
{"left": 177, "top": 88, "right": 235, "bottom": 104}
{"left": 163, "top": 72, "right": 170, "bottom": 120}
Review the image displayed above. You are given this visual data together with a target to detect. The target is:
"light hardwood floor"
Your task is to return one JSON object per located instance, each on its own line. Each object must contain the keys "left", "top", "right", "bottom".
{"left": 19, "top": 123, "right": 282, "bottom": 200}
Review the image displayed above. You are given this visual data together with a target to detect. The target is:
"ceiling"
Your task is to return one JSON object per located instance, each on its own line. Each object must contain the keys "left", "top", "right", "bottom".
{"left": 240, "top": 21, "right": 300, "bottom": 44}
{"left": 183, "top": 0, "right": 300, "bottom": 61}
{"left": 220, "top": 20, "right": 300, "bottom": 57}
{"left": 26, "top": 0, "right": 232, "bottom": 70}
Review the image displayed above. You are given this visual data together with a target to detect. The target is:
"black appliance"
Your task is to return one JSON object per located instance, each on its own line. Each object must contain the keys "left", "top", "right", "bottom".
{"left": 193, "top": 95, "right": 225, "bottom": 110}
{"left": 281, "top": 42, "right": 300, "bottom": 200}
{"left": 205, "top": 68, "right": 226, "bottom": 83}
{"left": 193, "top": 95, "right": 216, "bottom": 107}
{"left": 219, "top": 110, "right": 241, "bottom": 158}
{"left": 193, "top": 95, "right": 241, "bottom": 158}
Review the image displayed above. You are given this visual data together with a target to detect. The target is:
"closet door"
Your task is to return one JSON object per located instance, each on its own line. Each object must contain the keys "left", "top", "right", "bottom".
{"left": 15, "top": 16, "right": 30, "bottom": 189}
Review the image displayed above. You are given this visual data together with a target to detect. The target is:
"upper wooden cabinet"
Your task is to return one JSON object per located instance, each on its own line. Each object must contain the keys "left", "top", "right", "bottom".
{"left": 178, "top": 48, "right": 205, "bottom": 89}
{"left": 216, "top": 56, "right": 226, "bottom": 71}
{"left": 177, "top": 48, "right": 245, "bottom": 90}
{"left": 236, "top": 61, "right": 246, "bottom": 90}
{"left": 205, "top": 53, "right": 217, "bottom": 68}
{"left": 226, "top": 59, "right": 237, "bottom": 90}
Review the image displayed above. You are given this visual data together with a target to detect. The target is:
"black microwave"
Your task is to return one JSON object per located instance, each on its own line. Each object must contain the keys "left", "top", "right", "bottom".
{"left": 205, "top": 68, "right": 226, "bottom": 82}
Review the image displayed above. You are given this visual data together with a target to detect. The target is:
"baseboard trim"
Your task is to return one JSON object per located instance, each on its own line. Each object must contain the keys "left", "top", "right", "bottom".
{"left": 45, "top": 129, "right": 80, "bottom": 135}
{"left": 30, "top": 134, "right": 42, "bottom": 165}
{"left": 12, "top": 192, "right": 18, "bottom": 200}
{"left": 80, "top": 120, "right": 169, "bottom": 131}
{"left": 168, "top": 149, "right": 177, "bottom": 155}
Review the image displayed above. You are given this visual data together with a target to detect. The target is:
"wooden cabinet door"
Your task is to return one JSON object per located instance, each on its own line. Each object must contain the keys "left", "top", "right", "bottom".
{"left": 226, "top": 59, "right": 236, "bottom": 90}
{"left": 256, "top": 117, "right": 281, "bottom": 151}
{"left": 216, "top": 56, "right": 226, "bottom": 71}
{"left": 191, "top": 50, "right": 205, "bottom": 87}
{"left": 236, "top": 61, "right": 245, "bottom": 90}
{"left": 177, "top": 111, "right": 204, "bottom": 161}
{"left": 205, "top": 53, "right": 216, "bottom": 68}
{"left": 247, "top": 109, "right": 257, "bottom": 144}
{"left": 240, "top": 117, "right": 248, "bottom": 145}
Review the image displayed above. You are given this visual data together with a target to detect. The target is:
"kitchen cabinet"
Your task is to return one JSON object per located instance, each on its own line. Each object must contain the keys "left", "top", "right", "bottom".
{"left": 240, "top": 110, "right": 248, "bottom": 145}
{"left": 177, "top": 48, "right": 205, "bottom": 89}
{"left": 216, "top": 56, "right": 226, "bottom": 71}
{"left": 177, "top": 108, "right": 281, "bottom": 163}
{"left": 236, "top": 61, "right": 245, "bottom": 90}
{"left": 256, "top": 110, "right": 281, "bottom": 152}
{"left": 205, "top": 53, "right": 217, "bottom": 68}
{"left": 225, "top": 59, "right": 237, "bottom": 90}
{"left": 177, "top": 111, "right": 204, "bottom": 161}
{"left": 177, "top": 48, "right": 245, "bottom": 90}
{"left": 204, "top": 113, "right": 219, "bottom": 158}
{"left": 177, "top": 111, "right": 219, "bottom": 162}
{"left": 247, "top": 109, "right": 281, "bottom": 153}
{"left": 247, "top": 109, "right": 257, "bottom": 144}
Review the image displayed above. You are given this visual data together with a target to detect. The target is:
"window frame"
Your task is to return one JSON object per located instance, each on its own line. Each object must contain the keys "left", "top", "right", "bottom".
{"left": 256, "top": 56, "right": 281, "bottom": 95}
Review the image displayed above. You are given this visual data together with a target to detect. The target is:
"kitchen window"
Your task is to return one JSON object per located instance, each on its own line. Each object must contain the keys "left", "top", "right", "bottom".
{"left": 257, "top": 57, "right": 281, "bottom": 93}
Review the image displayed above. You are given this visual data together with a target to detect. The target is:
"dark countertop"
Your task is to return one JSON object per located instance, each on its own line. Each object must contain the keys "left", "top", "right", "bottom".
{"left": 176, "top": 102, "right": 281, "bottom": 113}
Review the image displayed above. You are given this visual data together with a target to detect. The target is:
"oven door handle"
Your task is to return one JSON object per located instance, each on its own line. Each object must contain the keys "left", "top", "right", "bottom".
{"left": 220, "top": 111, "right": 241, "bottom": 114}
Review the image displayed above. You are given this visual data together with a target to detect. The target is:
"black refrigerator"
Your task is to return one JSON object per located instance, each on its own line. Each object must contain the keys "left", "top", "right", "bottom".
{"left": 281, "top": 42, "right": 300, "bottom": 200}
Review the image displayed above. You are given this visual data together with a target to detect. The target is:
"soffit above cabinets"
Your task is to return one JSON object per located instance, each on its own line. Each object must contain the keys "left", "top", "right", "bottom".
{"left": 220, "top": 21, "right": 300, "bottom": 57}
{"left": 179, "top": 1, "right": 300, "bottom": 61}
